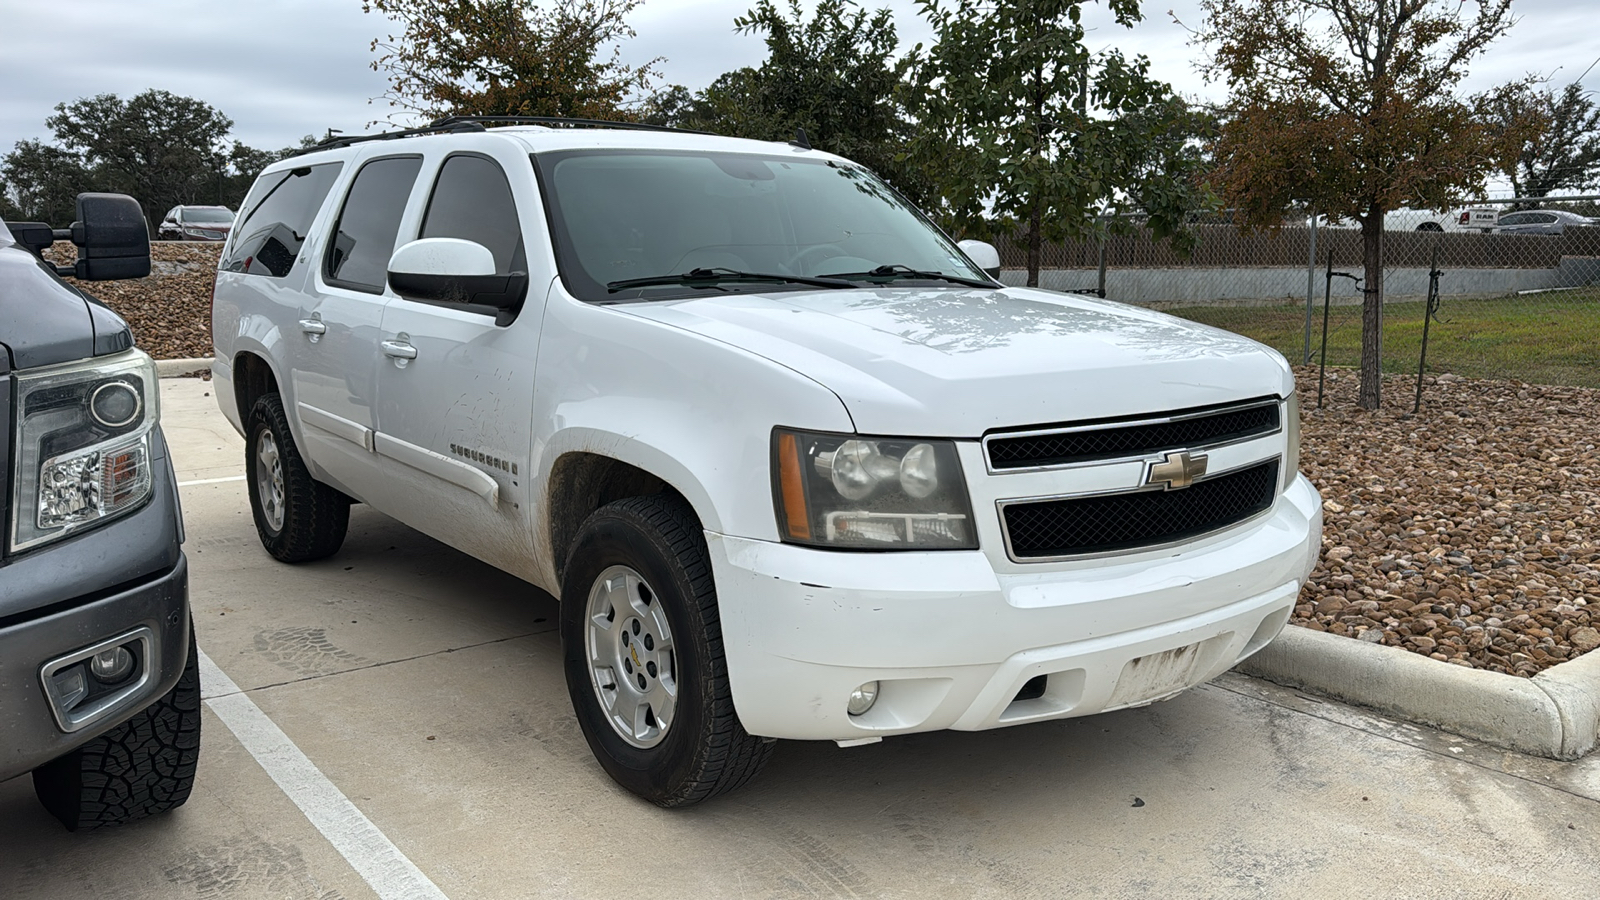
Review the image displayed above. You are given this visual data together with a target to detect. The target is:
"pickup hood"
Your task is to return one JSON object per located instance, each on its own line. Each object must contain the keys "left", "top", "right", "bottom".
{"left": 616, "top": 287, "right": 1293, "bottom": 436}
{"left": 0, "top": 242, "right": 135, "bottom": 370}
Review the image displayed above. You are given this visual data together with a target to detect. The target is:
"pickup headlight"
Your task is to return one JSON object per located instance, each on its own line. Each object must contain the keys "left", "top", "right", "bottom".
{"left": 10, "top": 349, "right": 159, "bottom": 552}
{"left": 772, "top": 428, "right": 977, "bottom": 550}
{"left": 1282, "top": 390, "right": 1301, "bottom": 492}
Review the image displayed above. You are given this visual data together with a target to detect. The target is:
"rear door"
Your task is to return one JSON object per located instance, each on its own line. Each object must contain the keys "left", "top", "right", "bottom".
{"left": 290, "top": 153, "right": 424, "bottom": 502}
{"left": 369, "top": 142, "right": 546, "bottom": 574}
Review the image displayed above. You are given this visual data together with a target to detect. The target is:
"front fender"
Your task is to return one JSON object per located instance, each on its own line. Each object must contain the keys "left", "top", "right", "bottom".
{"left": 529, "top": 290, "right": 855, "bottom": 591}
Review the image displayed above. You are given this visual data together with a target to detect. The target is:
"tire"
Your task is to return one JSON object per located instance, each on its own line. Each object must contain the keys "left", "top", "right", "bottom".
{"left": 246, "top": 393, "right": 349, "bottom": 562}
{"left": 561, "top": 494, "right": 773, "bottom": 807}
{"left": 1415, "top": 222, "right": 1444, "bottom": 232}
{"left": 33, "top": 624, "right": 202, "bottom": 831}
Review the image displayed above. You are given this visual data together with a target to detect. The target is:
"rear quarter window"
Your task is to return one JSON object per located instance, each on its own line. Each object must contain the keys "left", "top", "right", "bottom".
{"left": 224, "top": 162, "right": 344, "bottom": 277}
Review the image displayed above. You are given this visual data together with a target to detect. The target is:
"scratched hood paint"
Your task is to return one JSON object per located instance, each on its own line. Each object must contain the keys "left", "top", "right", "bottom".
{"left": 615, "top": 286, "right": 1294, "bottom": 436}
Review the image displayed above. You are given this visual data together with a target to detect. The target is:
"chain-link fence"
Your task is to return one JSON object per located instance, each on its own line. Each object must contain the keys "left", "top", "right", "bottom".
{"left": 995, "top": 197, "right": 1600, "bottom": 390}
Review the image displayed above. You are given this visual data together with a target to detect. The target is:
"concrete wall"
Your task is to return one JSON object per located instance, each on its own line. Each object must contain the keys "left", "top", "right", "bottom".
{"left": 1001, "top": 260, "right": 1600, "bottom": 307}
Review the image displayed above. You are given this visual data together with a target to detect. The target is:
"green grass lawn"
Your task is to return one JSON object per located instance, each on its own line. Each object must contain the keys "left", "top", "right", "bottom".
{"left": 1167, "top": 289, "right": 1600, "bottom": 387}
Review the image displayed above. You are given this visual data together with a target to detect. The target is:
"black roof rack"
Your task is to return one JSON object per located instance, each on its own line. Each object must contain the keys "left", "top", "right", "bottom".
{"left": 431, "top": 115, "right": 712, "bottom": 136}
{"left": 286, "top": 115, "right": 710, "bottom": 158}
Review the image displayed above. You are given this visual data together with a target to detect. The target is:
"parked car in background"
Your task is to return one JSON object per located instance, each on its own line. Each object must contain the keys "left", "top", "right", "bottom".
{"left": 1491, "top": 209, "right": 1600, "bottom": 235}
{"left": 1, "top": 195, "right": 198, "bottom": 831}
{"left": 1309, "top": 207, "right": 1498, "bottom": 232}
{"left": 158, "top": 205, "right": 234, "bottom": 241}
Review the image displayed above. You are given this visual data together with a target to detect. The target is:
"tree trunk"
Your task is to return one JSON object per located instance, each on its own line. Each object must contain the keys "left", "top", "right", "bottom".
{"left": 1027, "top": 206, "right": 1042, "bottom": 287}
{"left": 1359, "top": 212, "right": 1384, "bottom": 410}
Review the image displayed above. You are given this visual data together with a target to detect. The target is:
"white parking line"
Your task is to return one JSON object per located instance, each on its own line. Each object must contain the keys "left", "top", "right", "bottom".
{"left": 197, "top": 648, "right": 450, "bottom": 900}
{"left": 177, "top": 475, "right": 247, "bottom": 487}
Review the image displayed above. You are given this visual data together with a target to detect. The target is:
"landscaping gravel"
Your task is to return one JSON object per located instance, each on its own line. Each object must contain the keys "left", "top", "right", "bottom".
{"left": 37, "top": 239, "right": 1597, "bottom": 675}
{"left": 45, "top": 241, "right": 219, "bottom": 361}
{"left": 1294, "top": 366, "right": 1599, "bottom": 675}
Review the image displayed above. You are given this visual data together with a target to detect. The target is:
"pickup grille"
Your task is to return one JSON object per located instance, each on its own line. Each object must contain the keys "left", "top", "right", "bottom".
{"left": 1000, "top": 460, "right": 1280, "bottom": 560}
{"left": 986, "top": 400, "right": 1279, "bottom": 470}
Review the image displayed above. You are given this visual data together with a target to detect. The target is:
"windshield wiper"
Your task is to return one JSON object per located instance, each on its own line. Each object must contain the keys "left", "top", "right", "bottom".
{"left": 819, "top": 264, "right": 995, "bottom": 289}
{"left": 607, "top": 267, "right": 855, "bottom": 293}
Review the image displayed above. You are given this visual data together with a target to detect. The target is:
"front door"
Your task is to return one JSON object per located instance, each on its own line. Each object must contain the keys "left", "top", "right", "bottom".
{"left": 371, "top": 148, "right": 544, "bottom": 578}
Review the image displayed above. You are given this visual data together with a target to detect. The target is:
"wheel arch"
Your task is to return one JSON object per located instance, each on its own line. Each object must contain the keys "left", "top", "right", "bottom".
{"left": 232, "top": 349, "right": 281, "bottom": 428}
{"left": 544, "top": 445, "right": 709, "bottom": 586}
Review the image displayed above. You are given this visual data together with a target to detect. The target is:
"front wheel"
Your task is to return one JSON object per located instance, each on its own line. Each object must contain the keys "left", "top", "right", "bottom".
{"left": 561, "top": 494, "right": 772, "bottom": 807}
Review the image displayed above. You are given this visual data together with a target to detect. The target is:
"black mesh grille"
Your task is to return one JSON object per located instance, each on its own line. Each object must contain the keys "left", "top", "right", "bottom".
{"left": 1002, "top": 460, "right": 1280, "bottom": 559}
{"left": 987, "top": 402, "right": 1279, "bottom": 470}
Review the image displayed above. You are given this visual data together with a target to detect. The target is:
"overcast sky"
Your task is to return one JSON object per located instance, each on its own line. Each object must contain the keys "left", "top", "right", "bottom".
{"left": 2, "top": 0, "right": 1595, "bottom": 170}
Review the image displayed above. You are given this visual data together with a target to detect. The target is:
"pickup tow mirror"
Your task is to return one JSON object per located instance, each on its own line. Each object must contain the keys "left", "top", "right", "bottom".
{"left": 70, "top": 193, "right": 152, "bottom": 281}
{"left": 7, "top": 194, "right": 152, "bottom": 280}
{"left": 387, "top": 237, "right": 529, "bottom": 325}
{"left": 957, "top": 239, "right": 1002, "bottom": 278}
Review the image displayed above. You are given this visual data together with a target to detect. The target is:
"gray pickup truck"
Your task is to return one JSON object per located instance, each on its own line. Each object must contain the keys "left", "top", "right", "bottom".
{"left": 1, "top": 194, "right": 198, "bottom": 830}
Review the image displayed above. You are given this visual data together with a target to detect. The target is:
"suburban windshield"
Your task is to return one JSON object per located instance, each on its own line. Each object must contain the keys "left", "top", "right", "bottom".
{"left": 184, "top": 208, "right": 234, "bottom": 223}
{"left": 532, "top": 150, "right": 990, "bottom": 302}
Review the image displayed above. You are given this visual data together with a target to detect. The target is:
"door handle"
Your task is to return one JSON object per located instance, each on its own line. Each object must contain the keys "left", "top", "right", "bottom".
{"left": 298, "top": 318, "right": 326, "bottom": 342}
{"left": 381, "top": 338, "right": 418, "bottom": 366}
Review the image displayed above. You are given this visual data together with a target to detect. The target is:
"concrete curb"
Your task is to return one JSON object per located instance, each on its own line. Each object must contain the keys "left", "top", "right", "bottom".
{"left": 156, "top": 357, "right": 213, "bottom": 378}
{"left": 1237, "top": 625, "right": 1600, "bottom": 760}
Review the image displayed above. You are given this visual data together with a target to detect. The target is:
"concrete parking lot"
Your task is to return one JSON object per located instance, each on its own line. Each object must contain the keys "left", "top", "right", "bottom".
{"left": 5, "top": 377, "right": 1600, "bottom": 898}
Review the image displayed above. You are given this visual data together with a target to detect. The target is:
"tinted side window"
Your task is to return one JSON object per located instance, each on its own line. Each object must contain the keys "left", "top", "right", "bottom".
{"left": 420, "top": 155, "right": 526, "bottom": 273}
{"left": 1498, "top": 213, "right": 1528, "bottom": 226}
{"left": 326, "top": 156, "right": 423, "bottom": 293}
{"left": 223, "top": 162, "right": 343, "bottom": 277}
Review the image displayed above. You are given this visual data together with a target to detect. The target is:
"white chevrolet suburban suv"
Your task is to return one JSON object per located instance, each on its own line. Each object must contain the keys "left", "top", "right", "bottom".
{"left": 212, "top": 117, "right": 1322, "bottom": 807}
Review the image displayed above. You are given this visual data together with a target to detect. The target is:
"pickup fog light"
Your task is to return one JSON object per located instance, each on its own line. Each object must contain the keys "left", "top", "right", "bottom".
{"left": 773, "top": 428, "right": 977, "bottom": 550}
{"left": 848, "top": 681, "right": 880, "bottom": 716}
{"left": 90, "top": 646, "right": 136, "bottom": 684}
{"left": 11, "top": 349, "right": 158, "bottom": 552}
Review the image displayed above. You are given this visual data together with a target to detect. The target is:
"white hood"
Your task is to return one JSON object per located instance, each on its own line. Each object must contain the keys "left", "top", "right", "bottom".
{"left": 616, "top": 287, "right": 1294, "bottom": 437}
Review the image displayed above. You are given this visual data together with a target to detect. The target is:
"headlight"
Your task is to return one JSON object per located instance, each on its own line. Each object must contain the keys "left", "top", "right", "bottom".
{"left": 1282, "top": 390, "right": 1300, "bottom": 492}
{"left": 11, "top": 349, "right": 159, "bottom": 552}
{"left": 772, "top": 428, "right": 977, "bottom": 550}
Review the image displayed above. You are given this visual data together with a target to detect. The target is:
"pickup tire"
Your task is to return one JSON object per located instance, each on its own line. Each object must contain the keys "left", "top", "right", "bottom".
{"left": 561, "top": 494, "right": 773, "bottom": 807}
{"left": 32, "top": 625, "right": 202, "bottom": 831}
{"left": 246, "top": 393, "right": 349, "bottom": 562}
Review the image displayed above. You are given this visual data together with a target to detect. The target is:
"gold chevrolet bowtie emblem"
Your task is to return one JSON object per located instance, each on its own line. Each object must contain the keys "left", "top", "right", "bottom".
{"left": 1146, "top": 450, "right": 1208, "bottom": 490}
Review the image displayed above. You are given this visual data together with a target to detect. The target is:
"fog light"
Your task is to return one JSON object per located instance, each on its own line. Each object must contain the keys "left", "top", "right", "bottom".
{"left": 89, "top": 646, "right": 135, "bottom": 684}
{"left": 847, "top": 681, "right": 880, "bottom": 716}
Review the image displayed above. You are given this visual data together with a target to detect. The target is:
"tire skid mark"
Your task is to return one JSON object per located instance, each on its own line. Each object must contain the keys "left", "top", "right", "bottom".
{"left": 254, "top": 626, "right": 371, "bottom": 676}
{"left": 162, "top": 839, "right": 347, "bottom": 899}
{"left": 704, "top": 813, "right": 875, "bottom": 898}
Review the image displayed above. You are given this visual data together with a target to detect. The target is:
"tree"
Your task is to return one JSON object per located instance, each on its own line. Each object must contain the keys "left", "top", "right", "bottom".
{"left": 1197, "top": 0, "right": 1522, "bottom": 409}
{"left": 364, "top": 0, "right": 660, "bottom": 122}
{"left": 45, "top": 90, "right": 235, "bottom": 225}
{"left": 907, "top": 0, "right": 1213, "bottom": 288}
{"left": 643, "top": 1, "right": 932, "bottom": 205}
{"left": 1484, "top": 81, "right": 1600, "bottom": 199}
{"left": 1, "top": 139, "right": 96, "bottom": 225}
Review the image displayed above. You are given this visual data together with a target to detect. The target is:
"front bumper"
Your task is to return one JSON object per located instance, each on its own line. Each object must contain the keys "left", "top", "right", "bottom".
{"left": 710, "top": 475, "right": 1322, "bottom": 741}
{"left": 0, "top": 556, "right": 190, "bottom": 781}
